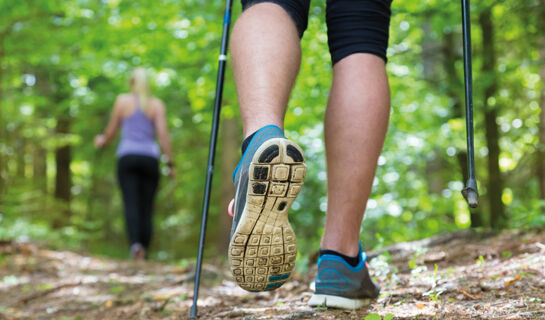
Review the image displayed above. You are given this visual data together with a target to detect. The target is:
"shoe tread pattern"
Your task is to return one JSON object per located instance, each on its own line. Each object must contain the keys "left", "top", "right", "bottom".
{"left": 229, "top": 138, "right": 306, "bottom": 292}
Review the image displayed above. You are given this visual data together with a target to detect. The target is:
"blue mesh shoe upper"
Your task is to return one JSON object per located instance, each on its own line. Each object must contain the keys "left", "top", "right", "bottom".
{"left": 230, "top": 125, "right": 285, "bottom": 239}
{"left": 315, "top": 242, "right": 380, "bottom": 299}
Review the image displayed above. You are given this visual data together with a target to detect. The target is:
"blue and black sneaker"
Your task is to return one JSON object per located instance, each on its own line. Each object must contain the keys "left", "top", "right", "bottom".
{"left": 228, "top": 125, "right": 306, "bottom": 292}
{"left": 308, "top": 243, "right": 380, "bottom": 309}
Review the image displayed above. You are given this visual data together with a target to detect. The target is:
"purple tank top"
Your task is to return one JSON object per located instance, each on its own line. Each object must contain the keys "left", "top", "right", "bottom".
{"left": 116, "top": 96, "right": 160, "bottom": 158}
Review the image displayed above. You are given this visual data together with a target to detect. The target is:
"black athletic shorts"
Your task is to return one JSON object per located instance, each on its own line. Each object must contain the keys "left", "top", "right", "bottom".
{"left": 241, "top": 0, "right": 393, "bottom": 64}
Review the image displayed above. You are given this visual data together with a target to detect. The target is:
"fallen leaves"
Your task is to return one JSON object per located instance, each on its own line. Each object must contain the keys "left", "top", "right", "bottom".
{"left": 458, "top": 288, "right": 481, "bottom": 300}
{"left": 504, "top": 274, "right": 522, "bottom": 286}
{"left": 2, "top": 230, "right": 545, "bottom": 319}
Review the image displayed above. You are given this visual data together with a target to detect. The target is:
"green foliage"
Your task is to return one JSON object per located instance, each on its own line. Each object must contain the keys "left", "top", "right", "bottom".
{"left": 316, "top": 301, "right": 327, "bottom": 312}
{"left": 364, "top": 314, "right": 382, "bottom": 320}
{"left": 37, "top": 283, "right": 53, "bottom": 291}
{"left": 363, "top": 313, "right": 395, "bottom": 320}
{"left": 109, "top": 285, "right": 125, "bottom": 294}
{"left": 364, "top": 313, "right": 395, "bottom": 320}
{"left": 0, "top": 0, "right": 544, "bottom": 264}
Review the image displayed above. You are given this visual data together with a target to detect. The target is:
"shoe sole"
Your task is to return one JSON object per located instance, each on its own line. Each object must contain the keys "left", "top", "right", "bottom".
{"left": 308, "top": 294, "right": 372, "bottom": 309}
{"left": 229, "top": 138, "right": 306, "bottom": 292}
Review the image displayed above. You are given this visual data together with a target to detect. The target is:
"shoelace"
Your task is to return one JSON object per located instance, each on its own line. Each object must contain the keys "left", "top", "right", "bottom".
{"left": 228, "top": 198, "right": 234, "bottom": 217}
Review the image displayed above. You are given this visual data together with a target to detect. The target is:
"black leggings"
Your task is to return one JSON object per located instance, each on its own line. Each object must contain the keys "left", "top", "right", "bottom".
{"left": 117, "top": 155, "right": 159, "bottom": 249}
{"left": 241, "top": 0, "right": 393, "bottom": 64}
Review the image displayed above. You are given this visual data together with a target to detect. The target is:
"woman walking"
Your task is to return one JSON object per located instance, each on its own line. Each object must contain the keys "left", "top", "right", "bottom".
{"left": 94, "top": 68, "right": 174, "bottom": 260}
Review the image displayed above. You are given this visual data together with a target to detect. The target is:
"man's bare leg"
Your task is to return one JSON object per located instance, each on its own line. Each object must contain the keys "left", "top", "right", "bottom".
{"left": 231, "top": 2, "right": 301, "bottom": 138}
{"left": 321, "top": 53, "right": 390, "bottom": 256}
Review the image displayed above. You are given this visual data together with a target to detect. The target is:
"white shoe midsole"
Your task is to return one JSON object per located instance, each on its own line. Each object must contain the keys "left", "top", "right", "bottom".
{"left": 308, "top": 294, "right": 372, "bottom": 310}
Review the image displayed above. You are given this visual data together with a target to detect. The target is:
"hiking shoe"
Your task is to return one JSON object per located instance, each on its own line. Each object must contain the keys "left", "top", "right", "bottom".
{"left": 308, "top": 243, "right": 380, "bottom": 309}
{"left": 130, "top": 243, "right": 146, "bottom": 261}
{"left": 228, "top": 125, "right": 306, "bottom": 292}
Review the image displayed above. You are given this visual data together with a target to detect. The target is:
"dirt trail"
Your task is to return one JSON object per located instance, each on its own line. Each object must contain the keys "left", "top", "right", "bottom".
{"left": 1, "top": 229, "right": 544, "bottom": 320}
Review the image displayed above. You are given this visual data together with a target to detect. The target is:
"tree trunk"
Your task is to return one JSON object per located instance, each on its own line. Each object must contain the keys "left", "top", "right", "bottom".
{"left": 426, "top": 151, "right": 444, "bottom": 195}
{"left": 218, "top": 117, "right": 240, "bottom": 255}
{"left": 537, "top": 0, "right": 545, "bottom": 211}
{"left": 442, "top": 31, "right": 484, "bottom": 226}
{"left": 33, "top": 145, "right": 47, "bottom": 193}
{"left": 0, "top": 35, "right": 5, "bottom": 197}
{"left": 15, "top": 135, "right": 26, "bottom": 179}
{"left": 54, "top": 116, "right": 72, "bottom": 227}
{"left": 479, "top": 7, "right": 505, "bottom": 229}
{"left": 421, "top": 21, "right": 437, "bottom": 81}
{"left": 421, "top": 20, "right": 444, "bottom": 197}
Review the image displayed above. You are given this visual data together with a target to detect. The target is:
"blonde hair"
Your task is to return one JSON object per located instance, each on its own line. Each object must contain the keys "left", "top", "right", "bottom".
{"left": 129, "top": 68, "right": 150, "bottom": 110}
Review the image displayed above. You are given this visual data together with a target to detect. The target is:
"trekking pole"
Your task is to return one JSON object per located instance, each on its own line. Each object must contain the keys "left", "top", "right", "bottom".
{"left": 460, "top": 0, "right": 479, "bottom": 208}
{"left": 190, "top": 0, "right": 234, "bottom": 318}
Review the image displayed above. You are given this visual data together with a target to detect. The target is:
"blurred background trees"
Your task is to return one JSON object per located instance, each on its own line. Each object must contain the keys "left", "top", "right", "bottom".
{"left": 0, "top": 0, "right": 544, "bottom": 266}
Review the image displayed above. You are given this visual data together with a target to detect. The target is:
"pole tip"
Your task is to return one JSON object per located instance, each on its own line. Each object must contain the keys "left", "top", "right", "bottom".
{"left": 190, "top": 304, "right": 198, "bottom": 319}
{"left": 462, "top": 187, "right": 479, "bottom": 208}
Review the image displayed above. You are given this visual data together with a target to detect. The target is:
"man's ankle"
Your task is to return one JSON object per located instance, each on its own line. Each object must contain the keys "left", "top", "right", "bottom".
{"left": 319, "top": 248, "right": 360, "bottom": 267}
{"left": 241, "top": 131, "right": 257, "bottom": 154}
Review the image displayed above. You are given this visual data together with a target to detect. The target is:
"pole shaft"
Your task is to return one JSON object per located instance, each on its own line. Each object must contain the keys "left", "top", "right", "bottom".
{"left": 461, "top": 0, "right": 475, "bottom": 180}
{"left": 190, "top": 0, "right": 234, "bottom": 318}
